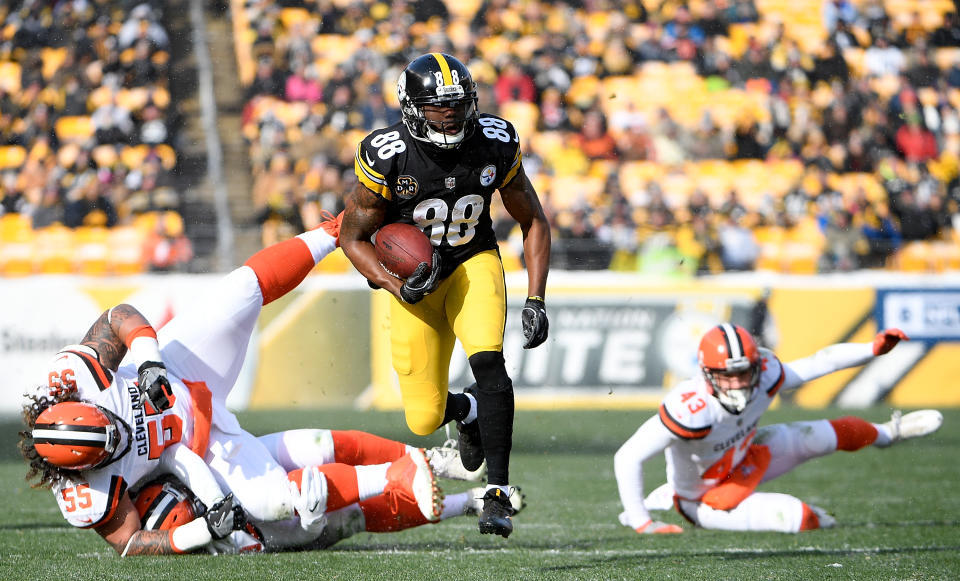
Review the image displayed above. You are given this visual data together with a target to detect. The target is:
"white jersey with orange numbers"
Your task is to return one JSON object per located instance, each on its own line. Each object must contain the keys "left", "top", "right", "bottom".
{"left": 48, "top": 367, "right": 197, "bottom": 528}
{"left": 658, "top": 347, "right": 785, "bottom": 501}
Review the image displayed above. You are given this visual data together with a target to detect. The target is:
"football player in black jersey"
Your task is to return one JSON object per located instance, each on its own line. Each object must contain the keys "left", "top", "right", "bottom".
{"left": 340, "top": 53, "right": 551, "bottom": 538}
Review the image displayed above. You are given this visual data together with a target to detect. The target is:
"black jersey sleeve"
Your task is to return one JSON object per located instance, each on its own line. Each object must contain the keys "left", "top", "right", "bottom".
{"left": 354, "top": 125, "right": 405, "bottom": 200}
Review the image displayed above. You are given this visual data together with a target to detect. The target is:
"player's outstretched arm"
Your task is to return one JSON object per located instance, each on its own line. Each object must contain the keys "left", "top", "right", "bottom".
{"left": 781, "top": 328, "right": 909, "bottom": 391}
{"left": 99, "top": 492, "right": 245, "bottom": 556}
{"left": 500, "top": 166, "right": 551, "bottom": 348}
{"left": 614, "top": 414, "right": 679, "bottom": 534}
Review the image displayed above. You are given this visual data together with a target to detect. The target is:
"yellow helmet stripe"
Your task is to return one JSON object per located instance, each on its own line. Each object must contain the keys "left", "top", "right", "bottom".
{"left": 431, "top": 52, "right": 453, "bottom": 85}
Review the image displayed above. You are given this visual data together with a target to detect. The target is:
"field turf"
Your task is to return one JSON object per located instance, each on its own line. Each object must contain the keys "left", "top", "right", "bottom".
{"left": 1, "top": 407, "right": 957, "bottom": 580}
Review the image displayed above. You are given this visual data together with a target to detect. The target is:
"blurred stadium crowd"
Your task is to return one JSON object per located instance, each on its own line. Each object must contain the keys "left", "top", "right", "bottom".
{"left": 236, "top": 0, "right": 960, "bottom": 275}
{"left": 2, "top": 0, "right": 960, "bottom": 276}
{"left": 0, "top": 0, "right": 192, "bottom": 274}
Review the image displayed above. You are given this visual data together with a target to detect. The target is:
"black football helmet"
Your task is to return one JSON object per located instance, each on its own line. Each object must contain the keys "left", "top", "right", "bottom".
{"left": 397, "top": 53, "right": 478, "bottom": 149}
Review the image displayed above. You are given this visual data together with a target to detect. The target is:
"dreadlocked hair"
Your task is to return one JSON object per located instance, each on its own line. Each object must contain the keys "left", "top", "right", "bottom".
{"left": 19, "top": 390, "right": 82, "bottom": 490}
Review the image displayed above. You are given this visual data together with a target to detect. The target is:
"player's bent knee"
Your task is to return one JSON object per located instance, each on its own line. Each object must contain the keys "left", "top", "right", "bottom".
{"left": 405, "top": 409, "right": 444, "bottom": 436}
{"left": 468, "top": 351, "right": 512, "bottom": 392}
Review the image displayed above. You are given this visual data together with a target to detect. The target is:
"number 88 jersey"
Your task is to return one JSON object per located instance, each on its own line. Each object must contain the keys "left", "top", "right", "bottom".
{"left": 354, "top": 113, "right": 524, "bottom": 279}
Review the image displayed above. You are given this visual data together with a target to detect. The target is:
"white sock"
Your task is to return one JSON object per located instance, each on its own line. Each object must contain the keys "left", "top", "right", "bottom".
{"left": 355, "top": 464, "right": 389, "bottom": 501}
{"left": 872, "top": 422, "right": 893, "bottom": 447}
{"left": 295, "top": 229, "right": 337, "bottom": 263}
{"left": 485, "top": 484, "right": 510, "bottom": 495}
{"left": 440, "top": 492, "right": 470, "bottom": 519}
{"left": 463, "top": 392, "right": 478, "bottom": 424}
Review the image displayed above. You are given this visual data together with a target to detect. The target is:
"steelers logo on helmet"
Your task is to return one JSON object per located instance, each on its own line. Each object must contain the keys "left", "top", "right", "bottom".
{"left": 398, "top": 53, "right": 478, "bottom": 150}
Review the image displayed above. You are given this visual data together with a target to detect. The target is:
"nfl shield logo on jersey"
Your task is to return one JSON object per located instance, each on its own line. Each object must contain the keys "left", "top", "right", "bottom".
{"left": 480, "top": 165, "right": 496, "bottom": 187}
{"left": 445, "top": 176, "right": 456, "bottom": 189}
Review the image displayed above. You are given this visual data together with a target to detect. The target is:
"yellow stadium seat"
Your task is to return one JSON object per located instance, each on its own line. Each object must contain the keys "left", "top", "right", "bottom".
{"left": 73, "top": 226, "right": 110, "bottom": 275}
{"left": 279, "top": 7, "right": 311, "bottom": 29}
{"left": 40, "top": 47, "right": 68, "bottom": 80}
{"left": 0, "top": 145, "right": 26, "bottom": 169}
{"left": 0, "top": 212, "right": 32, "bottom": 241}
{"left": 33, "top": 224, "right": 75, "bottom": 274}
{"left": 54, "top": 116, "right": 95, "bottom": 143}
{"left": 0, "top": 61, "right": 21, "bottom": 93}
{"left": 107, "top": 226, "right": 147, "bottom": 275}
{"left": 499, "top": 101, "right": 539, "bottom": 142}
{"left": 547, "top": 175, "right": 605, "bottom": 210}
{"left": 0, "top": 229, "right": 35, "bottom": 276}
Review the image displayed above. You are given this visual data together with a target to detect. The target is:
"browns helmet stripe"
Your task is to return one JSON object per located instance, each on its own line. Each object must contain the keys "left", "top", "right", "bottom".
{"left": 33, "top": 424, "right": 110, "bottom": 447}
{"left": 719, "top": 323, "right": 743, "bottom": 359}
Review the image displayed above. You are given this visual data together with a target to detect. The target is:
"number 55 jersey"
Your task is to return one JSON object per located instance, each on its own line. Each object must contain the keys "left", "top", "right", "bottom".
{"left": 354, "top": 113, "right": 523, "bottom": 279}
{"left": 38, "top": 345, "right": 199, "bottom": 529}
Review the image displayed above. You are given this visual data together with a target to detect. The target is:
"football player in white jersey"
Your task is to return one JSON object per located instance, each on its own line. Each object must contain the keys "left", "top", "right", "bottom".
{"left": 130, "top": 432, "right": 524, "bottom": 554}
{"left": 17, "top": 213, "right": 447, "bottom": 555}
{"left": 615, "top": 323, "right": 943, "bottom": 534}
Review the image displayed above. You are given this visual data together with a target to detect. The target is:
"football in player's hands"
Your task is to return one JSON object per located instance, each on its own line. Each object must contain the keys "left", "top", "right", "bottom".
{"left": 873, "top": 328, "right": 909, "bottom": 356}
{"left": 374, "top": 223, "right": 433, "bottom": 279}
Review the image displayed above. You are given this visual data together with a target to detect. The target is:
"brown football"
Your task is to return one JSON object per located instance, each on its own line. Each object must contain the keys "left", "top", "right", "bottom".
{"left": 374, "top": 223, "right": 433, "bottom": 279}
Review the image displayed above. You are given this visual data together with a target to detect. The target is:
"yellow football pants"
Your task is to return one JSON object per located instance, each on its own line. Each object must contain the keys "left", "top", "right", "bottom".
{"left": 389, "top": 250, "right": 506, "bottom": 435}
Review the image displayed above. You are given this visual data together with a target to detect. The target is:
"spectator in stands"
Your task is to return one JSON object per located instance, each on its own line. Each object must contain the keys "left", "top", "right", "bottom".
{"left": 285, "top": 61, "right": 323, "bottom": 104}
{"left": 493, "top": 62, "right": 536, "bottom": 106}
{"left": 823, "top": 0, "right": 860, "bottom": 33}
{"left": 819, "top": 209, "right": 869, "bottom": 272}
{"left": 575, "top": 109, "right": 619, "bottom": 161}
{"left": 143, "top": 212, "right": 194, "bottom": 272}
{"left": 892, "top": 188, "right": 940, "bottom": 241}
{"left": 931, "top": 12, "right": 960, "bottom": 47}
{"left": 860, "top": 201, "right": 902, "bottom": 268}
{"left": 246, "top": 55, "right": 287, "bottom": 101}
{"left": 538, "top": 87, "right": 572, "bottom": 132}
{"left": 63, "top": 173, "right": 118, "bottom": 228}
{"left": 864, "top": 35, "right": 905, "bottom": 77}
{"left": 717, "top": 209, "right": 760, "bottom": 271}
{"left": 896, "top": 112, "right": 938, "bottom": 163}
{"left": 359, "top": 89, "right": 400, "bottom": 131}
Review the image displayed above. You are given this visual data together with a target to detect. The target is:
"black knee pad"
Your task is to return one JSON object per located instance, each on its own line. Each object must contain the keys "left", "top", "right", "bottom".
{"left": 468, "top": 351, "right": 512, "bottom": 393}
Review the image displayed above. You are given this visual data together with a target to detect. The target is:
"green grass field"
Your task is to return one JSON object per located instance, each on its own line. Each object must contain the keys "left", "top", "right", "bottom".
{"left": 1, "top": 407, "right": 958, "bottom": 580}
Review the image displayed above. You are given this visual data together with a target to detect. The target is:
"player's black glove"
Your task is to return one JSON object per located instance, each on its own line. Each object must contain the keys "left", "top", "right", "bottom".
{"left": 202, "top": 493, "right": 246, "bottom": 540}
{"left": 137, "top": 361, "right": 174, "bottom": 412}
{"left": 521, "top": 296, "right": 549, "bottom": 349}
{"left": 400, "top": 250, "right": 442, "bottom": 304}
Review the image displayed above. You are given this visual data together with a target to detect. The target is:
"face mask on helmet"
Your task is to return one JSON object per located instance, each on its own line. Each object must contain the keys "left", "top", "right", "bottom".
{"left": 697, "top": 323, "right": 761, "bottom": 414}
{"left": 133, "top": 477, "right": 203, "bottom": 530}
{"left": 32, "top": 401, "right": 126, "bottom": 470}
{"left": 398, "top": 53, "right": 478, "bottom": 149}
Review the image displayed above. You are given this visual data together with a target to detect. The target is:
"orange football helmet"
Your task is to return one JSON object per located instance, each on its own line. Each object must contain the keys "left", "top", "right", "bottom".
{"left": 697, "top": 323, "right": 761, "bottom": 414}
{"left": 32, "top": 401, "right": 124, "bottom": 470}
{"left": 133, "top": 477, "right": 203, "bottom": 530}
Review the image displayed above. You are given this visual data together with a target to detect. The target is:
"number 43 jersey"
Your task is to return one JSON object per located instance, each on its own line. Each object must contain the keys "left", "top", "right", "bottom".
{"left": 354, "top": 113, "right": 523, "bottom": 279}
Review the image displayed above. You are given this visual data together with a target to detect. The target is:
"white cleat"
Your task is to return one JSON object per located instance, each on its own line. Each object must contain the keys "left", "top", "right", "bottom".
{"left": 426, "top": 442, "right": 487, "bottom": 482}
{"left": 809, "top": 504, "right": 836, "bottom": 529}
{"left": 465, "top": 486, "right": 526, "bottom": 516}
{"left": 877, "top": 409, "right": 944, "bottom": 448}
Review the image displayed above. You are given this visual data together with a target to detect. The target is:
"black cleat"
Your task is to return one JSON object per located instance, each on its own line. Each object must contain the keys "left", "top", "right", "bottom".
{"left": 457, "top": 384, "right": 484, "bottom": 471}
{"left": 478, "top": 487, "right": 514, "bottom": 537}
